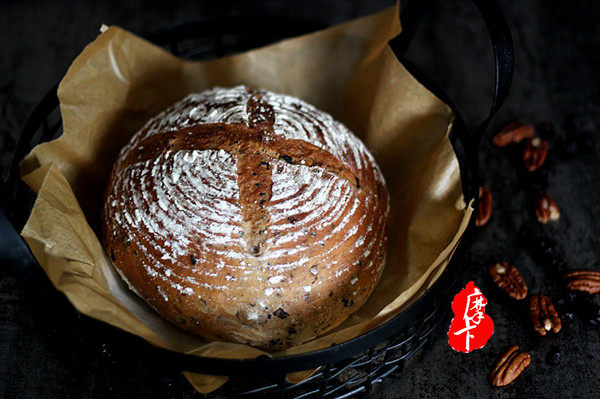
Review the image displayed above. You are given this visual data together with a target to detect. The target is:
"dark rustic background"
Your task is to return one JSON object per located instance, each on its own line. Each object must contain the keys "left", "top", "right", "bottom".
{"left": 1, "top": 0, "right": 599, "bottom": 397}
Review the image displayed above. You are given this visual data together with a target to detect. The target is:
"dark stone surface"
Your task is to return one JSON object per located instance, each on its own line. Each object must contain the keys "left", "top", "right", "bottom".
{"left": 1, "top": 0, "right": 599, "bottom": 397}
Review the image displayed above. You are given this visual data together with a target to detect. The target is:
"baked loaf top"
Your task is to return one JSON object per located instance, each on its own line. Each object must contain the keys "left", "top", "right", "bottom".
{"left": 102, "top": 86, "right": 389, "bottom": 351}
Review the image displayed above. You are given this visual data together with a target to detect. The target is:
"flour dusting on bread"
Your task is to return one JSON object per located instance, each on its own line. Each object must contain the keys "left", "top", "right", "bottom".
{"left": 102, "top": 86, "right": 389, "bottom": 350}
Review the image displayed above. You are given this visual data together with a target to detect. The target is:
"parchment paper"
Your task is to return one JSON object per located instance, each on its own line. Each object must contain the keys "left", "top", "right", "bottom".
{"left": 19, "top": 3, "right": 472, "bottom": 393}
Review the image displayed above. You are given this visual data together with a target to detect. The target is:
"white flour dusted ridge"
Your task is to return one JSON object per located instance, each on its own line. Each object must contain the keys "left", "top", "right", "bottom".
{"left": 106, "top": 148, "right": 246, "bottom": 295}
{"left": 103, "top": 86, "right": 390, "bottom": 350}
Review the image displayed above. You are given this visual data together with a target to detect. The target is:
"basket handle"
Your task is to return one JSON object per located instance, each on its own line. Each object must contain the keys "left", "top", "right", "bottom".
{"left": 393, "top": 0, "right": 514, "bottom": 199}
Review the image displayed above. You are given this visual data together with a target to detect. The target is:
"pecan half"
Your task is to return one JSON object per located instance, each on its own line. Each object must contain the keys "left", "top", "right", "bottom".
{"left": 493, "top": 121, "right": 535, "bottom": 147}
{"left": 563, "top": 269, "right": 600, "bottom": 294}
{"left": 522, "top": 137, "right": 549, "bottom": 172}
{"left": 529, "top": 294, "right": 561, "bottom": 335}
{"left": 533, "top": 189, "right": 560, "bottom": 224}
{"left": 476, "top": 186, "right": 492, "bottom": 227}
{"left": 488, "top": 262, "right": 528, "bottom": 300}
{"left": 490, "top": 346, "right": 531, "bottom": 387}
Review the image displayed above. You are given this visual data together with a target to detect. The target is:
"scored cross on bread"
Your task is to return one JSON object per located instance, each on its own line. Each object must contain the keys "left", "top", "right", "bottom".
{"left": 103, "top": 86, "right": 389, "bottom": 350}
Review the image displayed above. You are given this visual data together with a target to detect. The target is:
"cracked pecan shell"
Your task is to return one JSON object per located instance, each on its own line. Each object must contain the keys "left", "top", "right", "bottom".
{"left": 533, "top": 189, "right": 560, "bottom": 224}
{"left": 563, "top": 269, "right": 600, "bottom": 294}
{"left": 488, "top": 262, "right": 528, "bottom": 300}
{"left": 529, "top": 294, "right": 561, "bottom": 336}
{"left": 493, "top": 121, "right": 535, "bottom": 147}
{"left": 490, "top": 345, "right": 531, "bottom": 387}
{"left": 522, "top": 137, "right": 549, "bottom": 172}
{"left": 476, "top": 186, "right": 492, "bottom": 227}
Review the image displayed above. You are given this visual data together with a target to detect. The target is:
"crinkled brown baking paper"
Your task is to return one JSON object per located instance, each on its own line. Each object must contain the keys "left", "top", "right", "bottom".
{"left": 19, "top": 3, "right": 473, "bottom": 393}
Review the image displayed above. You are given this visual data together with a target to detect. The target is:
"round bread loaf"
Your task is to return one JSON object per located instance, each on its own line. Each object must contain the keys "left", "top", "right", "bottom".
{"left": 102, "top": 86, "right": 389, "bottom": 351}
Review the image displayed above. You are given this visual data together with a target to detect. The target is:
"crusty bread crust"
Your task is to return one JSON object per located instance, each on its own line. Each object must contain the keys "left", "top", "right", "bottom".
{"left": 102, "top": 86, "right": 389, "bottom": 351}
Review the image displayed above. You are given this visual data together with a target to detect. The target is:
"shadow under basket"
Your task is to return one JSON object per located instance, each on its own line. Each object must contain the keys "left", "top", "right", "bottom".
{"left": 2, "top": 2, "right": 514, "bottom": 397}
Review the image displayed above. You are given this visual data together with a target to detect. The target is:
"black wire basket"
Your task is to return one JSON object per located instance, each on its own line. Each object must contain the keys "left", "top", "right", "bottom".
{"left": 0, "top": 1, "right": 513, "bottom": 397}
